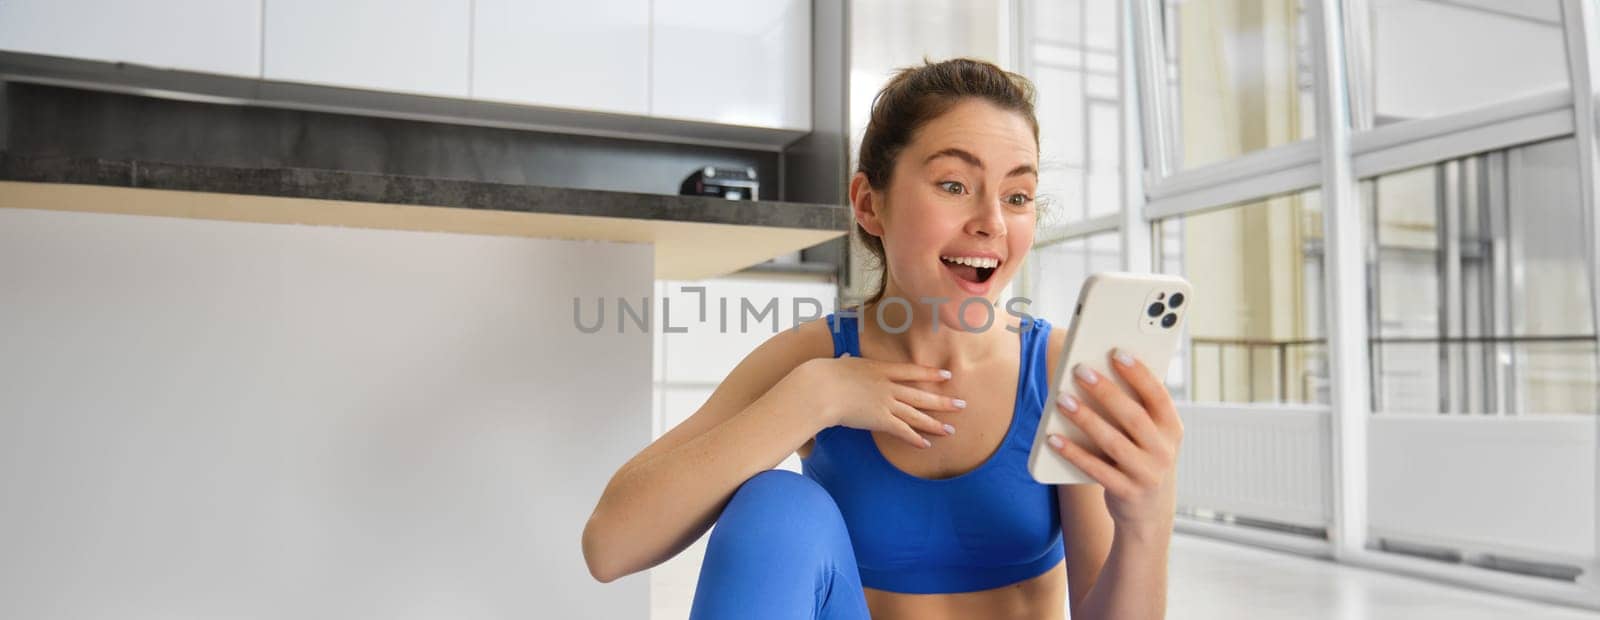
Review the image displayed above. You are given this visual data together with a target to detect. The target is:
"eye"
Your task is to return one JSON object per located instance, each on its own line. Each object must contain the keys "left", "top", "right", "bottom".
{"left": 939, "top": 181, "right": 967, "bottom": 195}
{"left": 1006, "top": 193, "right": 1033, "bottom": 206}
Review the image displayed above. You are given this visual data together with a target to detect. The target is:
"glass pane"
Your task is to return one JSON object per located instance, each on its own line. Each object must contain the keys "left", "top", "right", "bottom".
{"left": 1030, "top": 0, "right": 1124, "bottom": 233}
{"left": 1363, "top": 137, "right": 1597, "bottom": 414}
{"left": 1086, "top": 101, "right": 1122, "bottom": 218}
{"left": 1155, "top": 191, "right": 1329, "bottom": 404}
{"left": 1162, "top": 0, "right": 1317, "bottom": 170}
{"left": 1036, "top": 64, "right": 1087, "bottom": 228}
{"left": 1360, "top": 0, "right": 1568, "bottom": 126}
{"left": 1027, "top": 232, "right": 1122, "bottom": 324}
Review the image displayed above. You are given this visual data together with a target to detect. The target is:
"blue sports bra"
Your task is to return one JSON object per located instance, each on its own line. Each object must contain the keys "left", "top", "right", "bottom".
{"left": 800, "top": 310, "right": 1065, "bottom": 594}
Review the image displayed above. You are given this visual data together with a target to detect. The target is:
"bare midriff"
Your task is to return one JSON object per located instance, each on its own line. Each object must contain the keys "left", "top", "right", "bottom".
{"left": 863, "top": 560, "right": 1066, "bottom": 620}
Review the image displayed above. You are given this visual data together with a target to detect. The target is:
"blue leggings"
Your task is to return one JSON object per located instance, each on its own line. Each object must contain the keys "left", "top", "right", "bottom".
{"left": 689, "top": 470, "right": 872, "bottom": 620}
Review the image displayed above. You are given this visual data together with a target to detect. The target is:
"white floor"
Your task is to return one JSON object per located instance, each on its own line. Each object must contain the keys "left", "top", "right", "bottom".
{"left": 651, "top": 533, "right": 1600, "bottom": 619}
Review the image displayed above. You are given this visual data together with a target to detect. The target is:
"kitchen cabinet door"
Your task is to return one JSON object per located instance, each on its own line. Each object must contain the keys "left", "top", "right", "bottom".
{"left": 263, "top": 0, "right": 470, "bottom": 98}
{"left": 651, "top": 0, "right": 811, "bottom": 131}
{"left": 0, "top": 0, "right": 261, "bottom": 77}
{"left": 472, "top": 0, "right": 649, "bottom": 115}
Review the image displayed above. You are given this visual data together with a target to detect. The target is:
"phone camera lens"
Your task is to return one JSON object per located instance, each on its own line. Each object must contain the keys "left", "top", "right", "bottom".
{"left": 1168, "top": 292, "right": 1185, "bottom": 309}
{"left": 1161, "top": 313, "right": 1178, "bottom": 328}
{"left": 1147, "top": 302, "right": 1165, "bottom": 318}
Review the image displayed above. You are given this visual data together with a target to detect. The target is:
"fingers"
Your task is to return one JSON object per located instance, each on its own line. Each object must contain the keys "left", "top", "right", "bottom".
{"left": 890, "top": 400, "right": 953, "bottom": 440}
{"left": 891, "top": 384, "right": 967, "bottom": 413}
{"left": 885, "top": 409, "right": 934, "bottom": 449}
{"left": 1049, "top": 432, "right": 1139, "bottom": 498}
{"left": 1069, "top": 362, "right": 1164, "bottom": 449}
{"left": 1106, "top": 349, "right": 1181, "bottom": 432}
{"left": 1054, "top": 392, "right": 1157, "bottom": 485}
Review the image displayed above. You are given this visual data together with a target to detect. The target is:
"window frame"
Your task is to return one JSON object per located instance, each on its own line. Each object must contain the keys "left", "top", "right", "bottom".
{"left": 1020, "top": 0, "right": 1600, "bottom": 608}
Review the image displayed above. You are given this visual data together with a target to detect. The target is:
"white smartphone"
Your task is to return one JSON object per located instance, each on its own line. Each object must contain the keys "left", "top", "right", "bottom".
{"left": 1027, "top": 272, "right": 1193, "bottom": 485}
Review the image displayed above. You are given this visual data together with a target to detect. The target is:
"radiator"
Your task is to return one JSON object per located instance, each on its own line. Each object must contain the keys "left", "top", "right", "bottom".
{"left": 1175, "top": 403, "right": 1334, "bottom": 530}
{"left": 1369, "top": 414, "right": 1595, "bottom": 566}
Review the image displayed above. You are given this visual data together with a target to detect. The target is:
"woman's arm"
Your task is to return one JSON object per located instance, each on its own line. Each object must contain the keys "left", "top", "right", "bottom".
{"left": 1060, "top": 484, "right": 1171, "bottom": 619}
{"left": 1059, "top": 483, "right": 1113, "bottom": 613}
{"left": 1045, "top": 330, "right": 1182, "bottom": 619}
{"left": 581, "top": 321, "right": 832, "bottom": 583}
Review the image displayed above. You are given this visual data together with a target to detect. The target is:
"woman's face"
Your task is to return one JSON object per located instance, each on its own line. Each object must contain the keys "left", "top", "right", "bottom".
{"left": 854, "top": 97, "right": 1039, "bottom": 331}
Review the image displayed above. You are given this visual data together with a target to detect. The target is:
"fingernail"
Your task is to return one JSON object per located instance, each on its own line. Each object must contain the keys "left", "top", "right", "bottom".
{"left": 1057, "top": 393, "right": 1078, "bottom": 412}
{"left": 1048, "top": 435, "right": 1065, "bottom": 449}
{"left": 952, "top": 398, "right": 967, "bottom": 409}
{"left": 943, "top": 423, "right": 956, "bottom": 435}
{"left": 939, "top": 369, "right": 952, "bottom": 379}
{"left": 923, "top": 437, "right": 933, "bottom": 448}
{"left": 1074, "top": 364, "right": 1099, "bottom": 385}
{"left": 1114, "top": 348, "right": 1134, "bottom": 367}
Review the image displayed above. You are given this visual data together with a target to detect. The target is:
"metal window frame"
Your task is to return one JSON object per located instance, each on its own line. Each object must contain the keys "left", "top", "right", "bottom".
{"left": 1559, "top": 0, "right": 1600, "bottom": 592}
{"left": 1035, "top": 2, "right": 1599, "bottom": 591}
{"left": 1132, "top": 0, "right": 1176, "bottom": 183}
{"left": 1352, "top": 89, "right": 1577, "bottom": 178}
{"left": 1343, "top": 0, "right": 1377, "bottom": 131}
{"left": 1119, "top": 0, "right": 1153, "bottom": 273}
{"left": 1304, "top": 0, "right": 1373, "bottom": 569}
{"left": 1027, "top": 0, "right": 1146, "bottom": 272}
{"left": 1026, "top": 0, "right": 1600, "bottom": 608}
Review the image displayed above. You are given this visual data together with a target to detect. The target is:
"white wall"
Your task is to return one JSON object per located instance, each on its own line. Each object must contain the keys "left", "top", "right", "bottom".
{"left": 0, "top": 207, "right": 652, "bottom": 619}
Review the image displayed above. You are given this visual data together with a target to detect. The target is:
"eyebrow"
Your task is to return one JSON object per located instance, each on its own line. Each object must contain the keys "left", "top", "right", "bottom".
{"left": 924, "top": 148, "right": 1038, "bottom": 179}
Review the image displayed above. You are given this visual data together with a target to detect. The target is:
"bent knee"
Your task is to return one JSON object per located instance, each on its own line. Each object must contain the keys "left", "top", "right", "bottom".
{"left": 719, "top": 469, "right": 845, "bottom": 531}
{"left": 734, "top": 469, "right": 828, "bottom": 503}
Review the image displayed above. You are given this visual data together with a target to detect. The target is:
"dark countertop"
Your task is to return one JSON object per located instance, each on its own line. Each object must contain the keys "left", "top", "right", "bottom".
{"left": 0, "top": 152, "right": 850, "bottom": 280}
{"left": 0, "top": 152, "right": 850, "bottom": 232}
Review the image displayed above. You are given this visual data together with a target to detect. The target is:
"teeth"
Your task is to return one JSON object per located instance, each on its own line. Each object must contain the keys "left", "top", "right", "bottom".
{"left": 940, "top": 255, "right": 999, "bottom": 269}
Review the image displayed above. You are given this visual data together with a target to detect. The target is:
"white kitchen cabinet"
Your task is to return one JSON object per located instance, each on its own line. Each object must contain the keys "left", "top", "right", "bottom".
{"left": 472, "top": 0, "right": 649, "bottom": 115}
{"left": 651, "top": 0, "right": 811, "bottom": 131}
{"left": 0, "top": 0, "right": 261, "bottom": 77}
{"left": 263, "top": 0, "right": 471, "bottom": 98}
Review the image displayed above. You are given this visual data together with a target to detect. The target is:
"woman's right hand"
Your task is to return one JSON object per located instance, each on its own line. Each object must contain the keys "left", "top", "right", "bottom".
{"left": 776, "top": 354, "right": 967, "bottom": 448}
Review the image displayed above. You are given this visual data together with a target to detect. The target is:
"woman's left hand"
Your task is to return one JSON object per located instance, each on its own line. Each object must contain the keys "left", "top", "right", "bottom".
{"left": 1045, "top": 348, "right": 1183, "bottom": 537}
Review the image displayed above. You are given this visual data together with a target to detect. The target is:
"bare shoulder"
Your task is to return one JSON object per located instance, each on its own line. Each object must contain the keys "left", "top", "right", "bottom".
{"left": 623, "top": 316, "right": 837, "bottom": 471}
{"left": 750, "top": 317, "right": 838, "bottom": 374}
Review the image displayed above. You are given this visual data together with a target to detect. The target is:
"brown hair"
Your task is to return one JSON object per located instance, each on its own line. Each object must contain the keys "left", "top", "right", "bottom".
{"left": 854, "top": 57, "right": 1040, "bottom": 305}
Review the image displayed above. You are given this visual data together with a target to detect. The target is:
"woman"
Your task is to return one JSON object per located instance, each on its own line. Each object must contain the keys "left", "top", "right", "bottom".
{"left": 582, "top": 58, "right": 1182, "bottom": 620}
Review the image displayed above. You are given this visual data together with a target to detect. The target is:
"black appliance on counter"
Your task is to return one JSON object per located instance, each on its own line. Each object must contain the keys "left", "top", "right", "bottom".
{"left": 680, "top": 166, "right": 759, "bottom": 200}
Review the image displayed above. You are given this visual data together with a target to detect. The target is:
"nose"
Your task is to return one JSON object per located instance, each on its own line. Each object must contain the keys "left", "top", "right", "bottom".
{"left": 965, "top": 193, "right": 1007, "bottom": 239}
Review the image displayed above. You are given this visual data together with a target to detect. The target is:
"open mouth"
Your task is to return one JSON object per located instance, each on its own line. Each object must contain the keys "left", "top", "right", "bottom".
{"left": 940, "top": 255, "right": 1000, "bottom": 285}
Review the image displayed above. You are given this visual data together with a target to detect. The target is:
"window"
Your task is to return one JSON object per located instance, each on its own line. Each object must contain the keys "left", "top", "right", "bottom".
{"left": 1031, "top": 0, "right": 1124, "bottom": 233}
{"left": 1155, "top": 191, "right": 1329, "bottom": 404}
{"left": 1161, "top": 0, "right": 1317, "bottom": 169}
{"left": 1353, "top": 0, "right": 1569, "bottom": 127}
{"left": 1363, "top": 137, "right": 1597, "bottom": 414}
{"left": 1026, "top": 232, "right": 1122, "bottom": 324}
